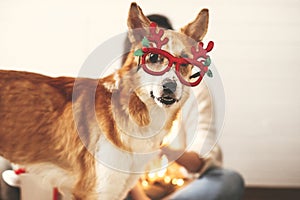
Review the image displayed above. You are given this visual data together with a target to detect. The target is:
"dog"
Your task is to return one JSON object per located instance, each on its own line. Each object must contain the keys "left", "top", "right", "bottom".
{"left": 0, "top": 2, "right": 210, "bottom": 200}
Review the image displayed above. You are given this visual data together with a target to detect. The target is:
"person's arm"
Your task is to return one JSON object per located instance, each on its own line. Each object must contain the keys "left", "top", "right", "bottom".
{"left": 161, "top": 82, "right": 222, "bottom": 174}
{"left": 184, "top": 83, "right": 223, "bottom": 173}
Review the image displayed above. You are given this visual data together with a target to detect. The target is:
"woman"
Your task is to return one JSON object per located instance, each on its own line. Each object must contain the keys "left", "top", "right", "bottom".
{"left": 127, "top": 14, "right": 245, "bottom": 200}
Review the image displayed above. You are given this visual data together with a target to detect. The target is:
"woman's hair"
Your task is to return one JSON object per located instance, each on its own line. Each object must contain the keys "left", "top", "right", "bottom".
{"left": 122, "top": 14, "right": 173, "bottom": 65}
{"left": 147, "top": 14, "right": 174, "bottom": 30}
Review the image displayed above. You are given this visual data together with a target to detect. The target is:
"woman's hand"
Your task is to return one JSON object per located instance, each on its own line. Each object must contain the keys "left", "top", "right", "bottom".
{"left": 130, "top": 182, "right": 151, "bottom": 200}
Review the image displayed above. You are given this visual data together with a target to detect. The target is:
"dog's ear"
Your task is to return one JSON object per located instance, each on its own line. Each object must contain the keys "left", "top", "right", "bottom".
{"left": 181, "top": 9, "right": 209, "bottom": 41}
{"left": 127, "top": 3, "right": 151, "bottom": 44}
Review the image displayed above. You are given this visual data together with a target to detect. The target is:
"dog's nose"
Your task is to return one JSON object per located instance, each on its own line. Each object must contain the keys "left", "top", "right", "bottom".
{"left": 162, "top": 79, "right": 177, "bottom": 94}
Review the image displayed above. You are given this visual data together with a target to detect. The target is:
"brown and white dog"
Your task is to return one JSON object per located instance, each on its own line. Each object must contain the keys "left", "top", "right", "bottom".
{"left": 0, "top": 3, "right": 210, "bottom": 200}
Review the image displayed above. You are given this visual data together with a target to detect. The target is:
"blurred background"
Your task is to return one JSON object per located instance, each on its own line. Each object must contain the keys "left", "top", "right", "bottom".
{"left": 0, "top": 0, "right": 299, "bottom": 193}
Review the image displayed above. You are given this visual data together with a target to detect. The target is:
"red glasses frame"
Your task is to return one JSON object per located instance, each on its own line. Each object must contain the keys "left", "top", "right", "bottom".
{"left": 140, "top": 47, "right": 206, "bottom": 87}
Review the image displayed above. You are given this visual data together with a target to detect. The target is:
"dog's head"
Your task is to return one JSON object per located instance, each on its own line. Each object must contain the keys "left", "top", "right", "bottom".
{"left": 124, "top": 3, "right": 209, "bottom": 110}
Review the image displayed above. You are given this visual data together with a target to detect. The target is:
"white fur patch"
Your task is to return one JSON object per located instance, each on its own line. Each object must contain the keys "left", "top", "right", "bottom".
{"left": 102, "top": 73, "right": 120, "bottom": 92}
{"left": 26, "top": 163, "right": 75, "bottom": 197}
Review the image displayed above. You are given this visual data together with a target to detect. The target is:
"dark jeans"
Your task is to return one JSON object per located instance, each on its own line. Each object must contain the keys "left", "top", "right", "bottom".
{"left": 165, "top": 168, "right": 245, "bottom": 200}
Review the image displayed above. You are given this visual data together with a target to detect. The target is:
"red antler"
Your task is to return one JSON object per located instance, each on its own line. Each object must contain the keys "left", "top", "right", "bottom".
{"left": 205, "top": 41, "right": 214, "bottom": 52}
{"left": 147, "top": 22, "right": 169, "bottom": 49}
{"left": 191, "top": 41, "right": 214, "bottom": 61}
{"left": 188, "top": 41, "right": 214, "bottom": 77}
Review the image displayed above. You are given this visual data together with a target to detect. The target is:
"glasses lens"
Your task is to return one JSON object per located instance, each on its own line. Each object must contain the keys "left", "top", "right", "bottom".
{"left": 144, "top": 53, "right": 169, "bottom": 73}
{"left": 177, "top": 62, "right": 201, "bottom": 84}
{"left": 189, "top": 66, "right": 202, "bottom": 83}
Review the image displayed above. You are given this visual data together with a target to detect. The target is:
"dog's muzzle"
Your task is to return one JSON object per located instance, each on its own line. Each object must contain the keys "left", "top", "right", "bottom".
{"left": 151, "top": 79, "right": 179, "bottom": 106}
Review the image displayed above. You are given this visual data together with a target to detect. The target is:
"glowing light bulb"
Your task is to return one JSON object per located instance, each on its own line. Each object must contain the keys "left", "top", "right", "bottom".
{"left": 157, "top": 170, "right": 166, "bottom": 178}
{"left": 141, "top": 180, "right": 149, "bottom": 187}
{"left": 148, "top": 172, "right": 156, "bottom": 181}
{"left": 164, "top": 176, "right": 171, "bottom": 183}
{"left": 176, "top": 178, "right": 184, "bottom": 186}
{"left": 171, "top": 178, "right": 178, "bottom": 185}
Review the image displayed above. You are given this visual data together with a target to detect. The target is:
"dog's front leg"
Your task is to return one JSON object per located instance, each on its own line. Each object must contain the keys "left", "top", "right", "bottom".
{"left": 94, "top": 162, "right": 141, "bottom": 200}
{"left": 70, "top": 151, "right": 99, "bottom": 200}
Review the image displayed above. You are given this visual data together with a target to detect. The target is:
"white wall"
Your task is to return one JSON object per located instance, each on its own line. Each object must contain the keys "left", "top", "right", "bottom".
{"left": 1, "top": 0, "right": 300, "bottom": 187}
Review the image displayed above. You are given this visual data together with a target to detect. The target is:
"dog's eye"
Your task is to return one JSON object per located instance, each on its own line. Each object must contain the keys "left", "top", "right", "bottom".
{"left": 189, "top": 67, "right": 201, "bottom": 79}
{"left": 189, "top": 72, "right": 200, "bottom": 79}
{"left": 180, "top": 63, "right": 188, "bottom": 67}
{"left": 149, "top": 53, "right": 159, "bottom": 63}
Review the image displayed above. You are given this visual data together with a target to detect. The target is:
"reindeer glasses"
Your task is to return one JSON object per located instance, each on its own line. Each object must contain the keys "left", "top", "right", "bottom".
{"left": 134, "top": 22, "right": 214, "bottom": 87}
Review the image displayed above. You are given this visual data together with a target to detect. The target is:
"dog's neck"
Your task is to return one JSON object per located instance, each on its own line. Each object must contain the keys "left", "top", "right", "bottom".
{"left": 111, "top": 75, "right": 171, "bottom": 152}
{"left": 96, "top": 60, "right": 180, "bottom": 152}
